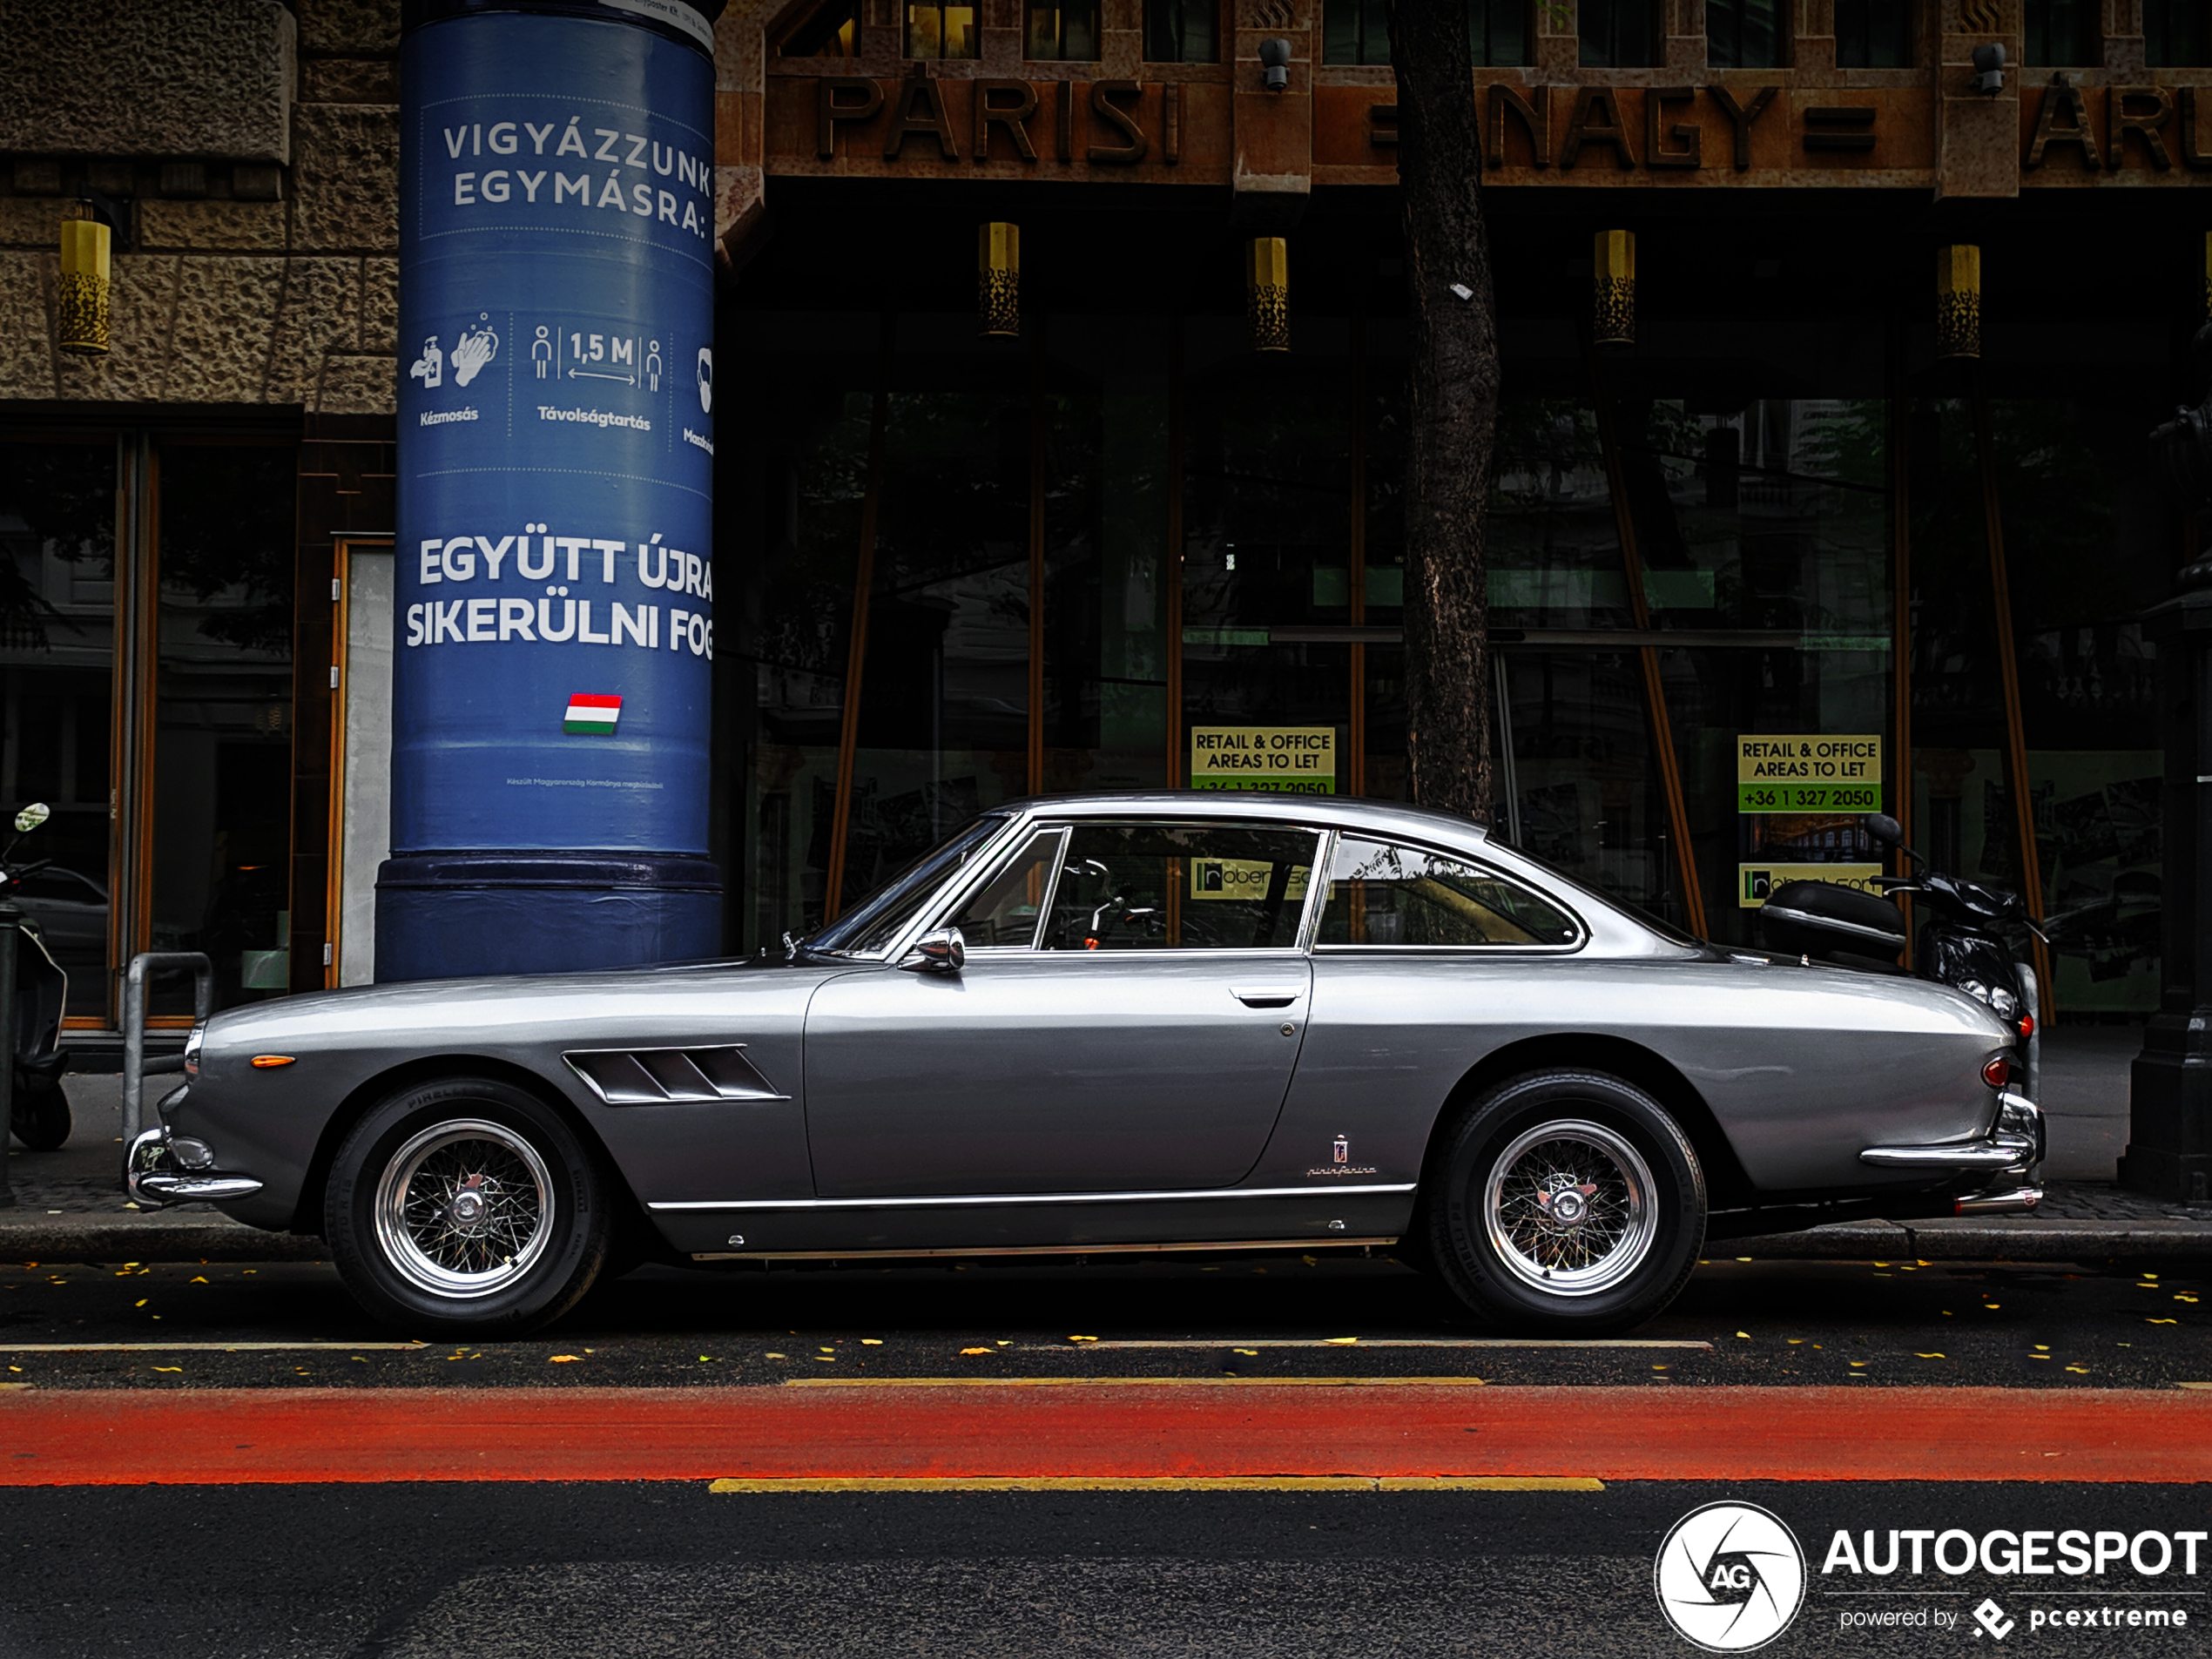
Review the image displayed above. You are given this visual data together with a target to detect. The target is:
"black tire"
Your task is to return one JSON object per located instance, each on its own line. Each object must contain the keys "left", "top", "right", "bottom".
{"left": 9, "top": 1087, "right": 71, "bottom": 1151}
{"left": 325, "top": 1076, "right": 610, "bottom": 1337}
{"left": 1423, "top": 1069, "right": 1705, "bottom": 1336}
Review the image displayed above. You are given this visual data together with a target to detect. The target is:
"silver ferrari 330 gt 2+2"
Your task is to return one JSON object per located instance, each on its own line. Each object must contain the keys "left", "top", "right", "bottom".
{"left": 128, "top": 792, "right": 2040, "bottom": 1337}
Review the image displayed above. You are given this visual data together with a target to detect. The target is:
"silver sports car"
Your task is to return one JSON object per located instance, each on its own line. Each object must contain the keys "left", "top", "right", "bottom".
{"left": 128, "top": 792, "right": 2040, "bottom": 1337}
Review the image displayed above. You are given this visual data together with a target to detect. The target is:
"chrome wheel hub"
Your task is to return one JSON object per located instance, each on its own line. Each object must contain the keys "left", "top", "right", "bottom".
{"left": 373, "top": 1118, "right": 555, "bottom": 1300}
{"left": 1483, "top": 1118, "right": 1659, "bottom": 1299}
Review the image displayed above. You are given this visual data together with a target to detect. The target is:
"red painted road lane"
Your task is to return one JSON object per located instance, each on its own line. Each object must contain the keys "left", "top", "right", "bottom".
{"left": 2, "top": 1385, "right": 2207, "bottom": 1487}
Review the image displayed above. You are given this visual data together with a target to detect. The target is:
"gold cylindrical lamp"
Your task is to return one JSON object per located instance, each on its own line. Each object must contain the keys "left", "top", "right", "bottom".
{"left": 1247, "top": 237, "right": 1289, "bottom": 354}
{"left": 1593, "top": 230, "right": 1635, "bottom": 348}
{"left": 58, "top": 211, "right": 111, "bottom": 357}
{"left": 1935, "top": 244, "right": 1981, "bottom": 361}
{"left": 978, "top": 221, "right": 1019, "bottom": 339}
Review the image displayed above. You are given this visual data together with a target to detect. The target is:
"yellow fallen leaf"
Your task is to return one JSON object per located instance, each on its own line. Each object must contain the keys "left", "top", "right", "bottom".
{"left": 134, "top": 1300, "right": 146, "bottom": 1308}
{"left": 152, "top": 1366, "right": 181, "bottom": 1372}
{"left": 1736, "top": 1332, "right": 1751, "bottom": 1339}
{"left": 1914, "top": 1352, "right": 1946, "bottom": 1359}
{"left": 1234, "top": 1348, "right": 1259, "bottom": 1356}
{"left": 2066, "top": 1366, "right": 2090, "bottom": 1374}
{"left": 1069, "top": 1336, "right": 1097, "bottom": 1343}
{"left": 764, "top": 1352, "right": 786, "bottom": 1359}
{"left": 960, "top": 1346, "right": 991, "bottom": 1355}
{"left": 190, "top": 1277, "right": 208, "bottom": 1284}
{"left": 995, "top": 1340, "right": 1011, "bottom": 1347}
{"left": 2027, "top": 1353, "right": 2053, "bottom": 1360}
{"left": 2034, "top": 1344, "right": 2049, "bottom": 1351}
{"left": 1324, "top": 1337, "right": 1359, "bottom": 1346}
{"left": 814, "top": 1357, "right": 836, "bottom": 1363}
{"left": 2149, "top": 1318, "right": 2180, "bottom": 1325}
{"left": 2178, "top": 1295, "right": 2200, "bottom": 1304}
{"left": 698, "top": 1356, "right": 716, "bottom": 1363}
{"left": 549, "top": 1354, "right": 583, "bottom": 1363}
{"left": 861, "top": 1339, "right": 882, "bottom": 1345}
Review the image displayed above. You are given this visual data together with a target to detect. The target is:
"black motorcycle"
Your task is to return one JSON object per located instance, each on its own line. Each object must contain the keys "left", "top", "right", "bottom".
{"left": 2, "top": 803, "right": 73, "bottom": 1152}
{"left": 1758, "top": 811, "right": 2040, "bottom": 1075}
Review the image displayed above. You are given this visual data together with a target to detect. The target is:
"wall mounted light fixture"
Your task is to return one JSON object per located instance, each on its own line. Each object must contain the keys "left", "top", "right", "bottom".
{"left": 1258, "top": 37, "right": 1291, "bottom": 91}
{"left": 1247, "top": 236, "right": 1289, "bottom": 352}
{"left": 1593, "top": 229, "right": 1635, "bottom": 347}
{"left": 1936, "top": 243, "right": 1981, "bottom": 360}
{"left": 57, "top": 206, "right": 111, "bottom": 356}
{"left": 979, "top": 220, "right": 1019, "bottom": 338}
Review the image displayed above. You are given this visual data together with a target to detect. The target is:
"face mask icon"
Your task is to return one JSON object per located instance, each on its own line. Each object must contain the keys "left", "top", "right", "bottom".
{"left": 696, "top": 347, "right": 713, "bottom": 415}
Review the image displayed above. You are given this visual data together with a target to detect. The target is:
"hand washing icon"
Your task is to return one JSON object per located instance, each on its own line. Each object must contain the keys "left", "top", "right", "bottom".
{"left": 451, "top": 315, "right": 499, "bottom": 388}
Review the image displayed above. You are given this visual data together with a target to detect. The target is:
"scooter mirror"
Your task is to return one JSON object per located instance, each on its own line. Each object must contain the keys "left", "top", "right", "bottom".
{"left": 1861, "top": 813, "right": 1904, "bottom": 847}
{"left": 12, "top": 803, "right": 50, "bottom": 833}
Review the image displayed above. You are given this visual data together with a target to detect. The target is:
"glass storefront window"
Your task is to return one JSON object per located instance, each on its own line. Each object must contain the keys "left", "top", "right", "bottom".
{"left": 1144, "top": 0, "right": 1218, "bottom": 61}
{"left": 906, "top": 0, "right": 979, "bottom": 57}
{"left": 1027, "top": 0, "right": 1099, "bottom": 57}
{"left": 0, "top": 441, "right": 115, "bottom": 1021}
{"left": 151, "top": 442, "right": 296, "bottom": 1013}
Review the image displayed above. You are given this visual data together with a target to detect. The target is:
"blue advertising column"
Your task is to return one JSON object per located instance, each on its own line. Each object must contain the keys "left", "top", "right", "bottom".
{"left": 384, "top": 0, "right": 722, "bottom": 981}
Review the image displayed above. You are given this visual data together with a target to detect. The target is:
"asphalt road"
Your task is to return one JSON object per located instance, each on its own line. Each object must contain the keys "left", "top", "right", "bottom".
{"left": 4, "top": 1252, "right": 2212, "bottom": 1658}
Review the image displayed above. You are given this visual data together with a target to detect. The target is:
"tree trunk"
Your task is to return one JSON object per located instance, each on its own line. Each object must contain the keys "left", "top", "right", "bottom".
{"left": 1385, "top": 0, "right": 1501, "bottom": 822}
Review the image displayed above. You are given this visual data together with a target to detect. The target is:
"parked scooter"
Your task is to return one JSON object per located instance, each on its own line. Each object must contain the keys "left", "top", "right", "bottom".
{"left": 1758, "top": 812, "right": 2040, "bottom": 1089}
{"left": 3, "top": 804, "right": 73, "bottom": 1151}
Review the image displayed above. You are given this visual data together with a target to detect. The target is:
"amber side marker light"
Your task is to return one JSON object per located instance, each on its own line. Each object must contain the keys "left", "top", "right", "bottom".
{"left": 251, "top": 1055, "right": 297, "bottom": 1069}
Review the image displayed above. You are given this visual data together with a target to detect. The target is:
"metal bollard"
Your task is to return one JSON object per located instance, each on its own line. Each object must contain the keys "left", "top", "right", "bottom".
{"left": 119, "top": 952, "right": 212, "bottom": 1189}
{"left": 0, "top": 893, "right": 16, "bottom": 1211}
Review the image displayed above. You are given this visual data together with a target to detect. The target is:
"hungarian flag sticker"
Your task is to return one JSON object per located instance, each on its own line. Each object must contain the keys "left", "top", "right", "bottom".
{"left": 563, "top": 693, "right": 622, "bottom": 736}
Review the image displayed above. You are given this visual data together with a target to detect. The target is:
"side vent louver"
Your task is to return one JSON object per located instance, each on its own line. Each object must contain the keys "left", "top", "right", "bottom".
{"left": 563, "top": 1046, "right": 787, "bottom": 1105}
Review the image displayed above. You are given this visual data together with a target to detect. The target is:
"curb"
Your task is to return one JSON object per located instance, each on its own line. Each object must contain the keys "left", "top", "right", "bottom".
{"left": 1724, "top": 1219, "right": 2212, "bottom": 1261}
{"left": 0, "top": 1212, "right": 327, "bottom": 1263}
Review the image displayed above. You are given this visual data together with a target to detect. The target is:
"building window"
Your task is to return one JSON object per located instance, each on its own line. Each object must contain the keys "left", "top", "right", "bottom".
{"left": 780, "top": 0, "right": 860, "bottom": 55}
{"left": 1707, "top": 0, "right": 1786, "bottom": 65}
{"left": 1321, "top": 0, "right": 1528, "bottom": 62}
{"left": 1145, "top": 0, "right": 1218, "bottom": 61}
{"left": 2146, "top": 0, "right": 2206, "bottom": 63}
{"left": 1834, "top": 0, "right": 1910, "bottom": 64}
{"left": 907, "top": 0, "right": 979, "bottom": 58}
{"left": 1580, "top": 0, "right": 1659, "bottom": 65}
{"left": 1028, "top": 0, "right": 1100, "bottom": 58}
{"left": 2024, "top": 0, "right": 2098, "bottom": 62}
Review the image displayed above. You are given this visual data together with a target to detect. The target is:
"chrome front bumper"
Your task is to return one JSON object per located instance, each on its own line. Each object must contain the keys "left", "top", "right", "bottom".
{"left": 1858, "top": 1089, "right": 2043, "bottom": 1217}
{"left": 125, "top": 1124, "right": 265, "bottom": 1207}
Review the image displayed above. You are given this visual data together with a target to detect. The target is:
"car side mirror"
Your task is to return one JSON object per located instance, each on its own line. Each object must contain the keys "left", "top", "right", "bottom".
{"left": 902, "top": 927, "right": 966, "bottom": 975}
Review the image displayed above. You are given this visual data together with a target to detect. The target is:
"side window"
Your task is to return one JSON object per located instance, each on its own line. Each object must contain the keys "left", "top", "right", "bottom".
{"left": 1318, "top": 837, "right": 1579, "bottom": 948}
{"left": 1042, "top": 822, "right": 1318, "bottom": 950}
{"left": 948, "top": 827, "right": 1068, "bottom": 948}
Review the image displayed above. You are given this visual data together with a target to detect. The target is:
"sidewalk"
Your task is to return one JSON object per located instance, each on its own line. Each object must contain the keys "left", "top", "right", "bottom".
{"left": 3, "top": 1030, "right": 2208, "bottom": 1265}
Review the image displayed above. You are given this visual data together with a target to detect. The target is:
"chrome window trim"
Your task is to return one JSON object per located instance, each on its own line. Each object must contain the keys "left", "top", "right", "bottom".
{"left": 1312, "top": 833, "right": 1590, "bottom": 954}
{"left": 649, "top": 1180, "right": 1418, "bottom": 1212}
{"left": 938, "top": 823, "right": 1070, "bottom": 954}
{"left": 1024, "top": 814, "right": 1329, "bottom": 955}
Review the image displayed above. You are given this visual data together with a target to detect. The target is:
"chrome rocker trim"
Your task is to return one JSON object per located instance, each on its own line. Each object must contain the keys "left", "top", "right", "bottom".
{"left": 1858, "top": 1089, "right": 2042, "bottom": 1217}
{"left": 649, "top": 1181, "right": 1419, "bottom": 1213}
{"left": 126, "top": 1125, "right": 265, "bottom": 1207}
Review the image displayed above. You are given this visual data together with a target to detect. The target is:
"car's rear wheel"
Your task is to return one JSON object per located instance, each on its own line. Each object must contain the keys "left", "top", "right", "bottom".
{"left": 326, "top": 1077, "right": 609, "bottom": 1336}
{"left": 1424, "top": 1069, "right": 1705, "bottom": 1335}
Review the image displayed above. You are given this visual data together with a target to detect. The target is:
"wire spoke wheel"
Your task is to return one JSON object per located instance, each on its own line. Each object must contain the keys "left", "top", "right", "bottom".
{"left": 1482, "top": 1117, "right": 1659, "bottom": 1298}
{"left": 373, "top": 1117, "right": 556, "bottom": 1299}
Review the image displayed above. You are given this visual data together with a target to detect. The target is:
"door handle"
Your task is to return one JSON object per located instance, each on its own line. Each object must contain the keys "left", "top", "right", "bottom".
{"left": 1231, "top": 986, "right": 1304, "bottom": 1008}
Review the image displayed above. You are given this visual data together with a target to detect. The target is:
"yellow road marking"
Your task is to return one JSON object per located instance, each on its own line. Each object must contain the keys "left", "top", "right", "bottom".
{"left": 708, "top": 1475, "right": 1603, "bottom": 1494}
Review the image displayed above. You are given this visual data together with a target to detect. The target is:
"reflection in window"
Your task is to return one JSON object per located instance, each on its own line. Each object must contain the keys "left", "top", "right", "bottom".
{"left": 2146, "top": 0, "right": 2205, "bottom": 63}
{"left": 781, "top": 0, "right": 860, "bottom": 55}
{"left": 1043, "top": 822, "right": 1318, "bottom": 948}
{"left": 1028, "top": 0, "right": 1099, "bottom": 57}
{"left": 1580, "top": 0, "right": 1657, "bottom": 64}
{"left": 152, "top": 442, "right": 296, "bottom": 1013}
{"left": 1145, "top": 0, "right": 1217, "bottom": 61}
{"left": 1319, "top": 837, "right": 1578, "bottom": 946}
{"left": 951, "top": 826, "right": 1067, "bottom": 948}
{"left": 1707, "top": 0, "right": 1785, "bottom": 66}
{"left": 1835, "top": 0, "right": 1911, "bottom": 64}
{"left": 0, "top": 442, "right": 116, "bottom": 1020}
{"left": 907, "top": 0, "right": 979, "bottom": 57}
{"left": 1322, "top": 0, "right": 1527, "bottom": 62}
{"left": 809, "top": 813, "right": 1006, "bottom": 954}
{"left": 2024, "top": 0, "right": 2097, "bottom": 61}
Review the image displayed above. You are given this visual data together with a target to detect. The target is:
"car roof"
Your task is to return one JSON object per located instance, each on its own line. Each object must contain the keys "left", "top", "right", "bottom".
{"left": 991, "top": 791, "right": 1494, "bottom": 846}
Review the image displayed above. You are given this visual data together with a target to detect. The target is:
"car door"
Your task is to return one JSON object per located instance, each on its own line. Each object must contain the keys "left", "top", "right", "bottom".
{"left": 802, "top": 817, "right": 1322, "bottom": 1197}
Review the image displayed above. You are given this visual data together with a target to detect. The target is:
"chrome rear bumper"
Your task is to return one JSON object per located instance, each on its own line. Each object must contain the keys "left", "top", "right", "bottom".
{"left": 125, "top": 1125, "right": 264, "bottom": 1207}
{"left": 1859, "top": 1090, "right": 2042, "bottom": 1217}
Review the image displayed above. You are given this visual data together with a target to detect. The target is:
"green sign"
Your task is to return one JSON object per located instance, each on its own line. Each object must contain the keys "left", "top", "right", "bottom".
{"left": 1736, "top": 781, "right": 1884, "bottom": 814}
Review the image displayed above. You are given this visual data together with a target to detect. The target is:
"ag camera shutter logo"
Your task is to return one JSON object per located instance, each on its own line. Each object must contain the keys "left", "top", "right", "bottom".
{"left": 1655, "top": 1501, "right": 1806, "bottom": 1652}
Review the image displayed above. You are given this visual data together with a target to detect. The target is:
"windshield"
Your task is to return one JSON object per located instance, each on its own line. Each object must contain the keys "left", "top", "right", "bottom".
{"left": 803, "top": 815, "right": 1010, "bottom": 955}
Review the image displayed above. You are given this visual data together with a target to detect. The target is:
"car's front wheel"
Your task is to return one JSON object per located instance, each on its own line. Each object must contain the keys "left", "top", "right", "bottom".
{"left": 1424, "top": 1069, "right": 1705, "bottom": 1335}
{"left": 326, "top": 1077, "right": 610, "bottom": 1336}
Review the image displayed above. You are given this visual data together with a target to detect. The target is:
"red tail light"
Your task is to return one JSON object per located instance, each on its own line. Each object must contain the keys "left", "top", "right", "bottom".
{"left": 1982, "top": 1057, "right": 2013, "bottom": 1089}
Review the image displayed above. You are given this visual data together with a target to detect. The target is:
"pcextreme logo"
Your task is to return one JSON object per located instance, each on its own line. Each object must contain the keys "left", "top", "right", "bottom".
{"left": 1656, "top": 1501, "right": 1808, "bottom": 1652}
